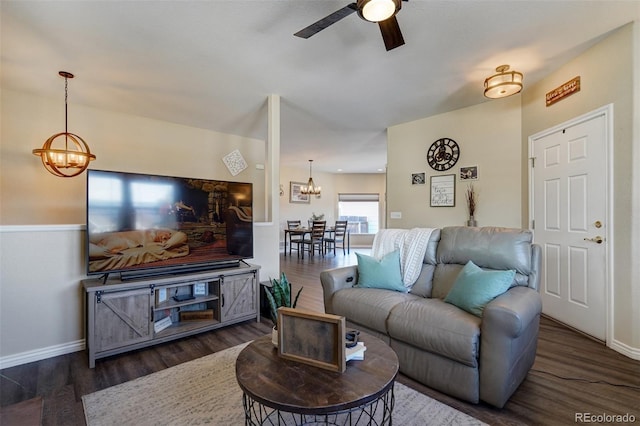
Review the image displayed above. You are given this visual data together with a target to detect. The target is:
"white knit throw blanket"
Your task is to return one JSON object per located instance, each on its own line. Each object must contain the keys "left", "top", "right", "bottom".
{"left": 372, "top": 228, "right": 435, "bottom": 287}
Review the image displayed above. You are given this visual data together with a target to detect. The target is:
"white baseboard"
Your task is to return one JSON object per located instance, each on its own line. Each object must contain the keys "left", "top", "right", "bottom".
{"left": 0, "top": 340, "right": 85, "bottom": 370}
{"left": 609, "top": 339, "right": 640, "bottom": 361}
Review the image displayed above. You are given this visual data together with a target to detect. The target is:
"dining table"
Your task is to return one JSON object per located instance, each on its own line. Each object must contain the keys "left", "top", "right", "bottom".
{"left": 283, "top": 226, "right": 350, "bottom": 256}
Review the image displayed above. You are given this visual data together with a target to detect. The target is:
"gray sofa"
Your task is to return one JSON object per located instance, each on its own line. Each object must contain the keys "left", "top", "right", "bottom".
{"left": 320, "top": 226, "right": 542, "bottom": 408}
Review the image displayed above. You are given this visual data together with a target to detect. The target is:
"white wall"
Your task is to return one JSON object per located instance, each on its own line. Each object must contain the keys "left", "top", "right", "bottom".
{"left": 387, "top": 95, "right": 522, "bottom": 229}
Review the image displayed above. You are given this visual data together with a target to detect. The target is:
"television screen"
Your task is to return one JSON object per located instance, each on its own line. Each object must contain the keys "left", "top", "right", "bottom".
{"left": 86, "top": 169, "right": 253, "bottom": 278}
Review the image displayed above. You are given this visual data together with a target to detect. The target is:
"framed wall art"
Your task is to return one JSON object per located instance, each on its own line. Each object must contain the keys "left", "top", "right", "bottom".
{"left": 289, "top": 182, "right": 310, "bottom": 204}
{"left": 411, "top": 172, "right": 426, "bottom": 185}
{"left": 460, "top": 166, "right": 478, "bottom": 180}
{"left": 430, "top": 174, "right": 456, "bottom": 207}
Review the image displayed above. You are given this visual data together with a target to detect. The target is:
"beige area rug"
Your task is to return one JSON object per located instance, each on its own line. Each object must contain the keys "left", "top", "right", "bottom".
{"left": 83, "top": 342, "right": 486, "bottom": 426}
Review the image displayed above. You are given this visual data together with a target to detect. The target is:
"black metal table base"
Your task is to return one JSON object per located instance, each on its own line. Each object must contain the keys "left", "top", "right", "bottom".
{"left": 242, "top": 385, "right": 394, "bottom": 426}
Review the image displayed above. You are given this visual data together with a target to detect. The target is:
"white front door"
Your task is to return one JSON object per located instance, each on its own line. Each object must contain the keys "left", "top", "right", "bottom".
{"left": 529, "top": 106, "right": 611, "bottom": 341}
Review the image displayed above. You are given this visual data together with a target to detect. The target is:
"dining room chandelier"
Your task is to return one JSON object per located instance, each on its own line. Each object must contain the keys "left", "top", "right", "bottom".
{"left": 483, "top": 64, "right": 523, "bottom": 99}
{"left": 32, "top": 71, "right": 96, "bottom": 177}
{"left": 300, "top": 160, "right": 321, "bottom": 196}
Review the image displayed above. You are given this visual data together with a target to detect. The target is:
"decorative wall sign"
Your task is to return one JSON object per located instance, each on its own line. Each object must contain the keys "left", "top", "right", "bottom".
{"left": 430, "top": 174, "right": 456, "bottom": 207}
{"left": 222, "top": 149, "right": 248, "bottom": 176}
{"left": 546, "top": 76, "right": 581, "bottom": 107}
{"left": 460, "top": 166, "right": 478, "bottom": 180}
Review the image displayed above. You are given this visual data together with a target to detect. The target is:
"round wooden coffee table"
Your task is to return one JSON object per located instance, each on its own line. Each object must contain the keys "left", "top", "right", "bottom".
{"left": 235, "top": 332, "right": 399, "bottom": 425}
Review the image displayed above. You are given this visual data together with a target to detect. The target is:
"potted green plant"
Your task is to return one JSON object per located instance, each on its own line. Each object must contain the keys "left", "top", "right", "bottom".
{"left": 265, "top": 272, "right": 303, "bottom": 346}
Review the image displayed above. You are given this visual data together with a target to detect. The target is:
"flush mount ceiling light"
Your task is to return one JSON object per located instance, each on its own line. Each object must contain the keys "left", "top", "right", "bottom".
{"left": 300, "top": 160, "right": 321, "bottom": 196}
{"left": 484, "top": 65, "right": 524, "bottom": 99}
{"left": 357, "top": 0, "right": 401, "bottom": 22}
{"left": 32, "top": 71, "right": 95, "bottom": 177}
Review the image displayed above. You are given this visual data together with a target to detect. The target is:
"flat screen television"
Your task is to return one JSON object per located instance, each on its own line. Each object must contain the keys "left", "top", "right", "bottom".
{"left": 86, "top": 169, "right": 253, "bottom": 279}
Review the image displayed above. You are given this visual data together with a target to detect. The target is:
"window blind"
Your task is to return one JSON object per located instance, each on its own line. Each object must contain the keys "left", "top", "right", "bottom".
{"left": 338, "top": 193, "right": 379, "bottom": 202}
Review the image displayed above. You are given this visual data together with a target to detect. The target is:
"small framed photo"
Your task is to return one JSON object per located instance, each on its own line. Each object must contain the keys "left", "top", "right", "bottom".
{"left": 278, "top": 307, "right": 346, "bottom": 373}
{"left": 193, "top": 282, "right": 207, "bottom": 296}
{"left": 411, "top": 172, "right": 425, "bottom": 185}
{"left": 460, "top": 166, "right": 478, "bottom": 180}
{"left": 289, "top": 182, "right": 310, "bottom": 204}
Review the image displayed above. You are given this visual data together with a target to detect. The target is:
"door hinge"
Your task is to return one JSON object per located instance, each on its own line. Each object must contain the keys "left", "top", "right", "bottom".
{"left": 530, "top": 157, "right": 536, "bottom": 168}
{"left": 96, "top": 291, "right": 103, "bottom": 303}
{"left": 531, "top": 219, "right": 535, "bottom": 230}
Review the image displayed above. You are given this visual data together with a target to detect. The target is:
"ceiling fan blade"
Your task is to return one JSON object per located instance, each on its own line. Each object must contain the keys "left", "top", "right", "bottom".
{"left": 378, "top": 15, "right": 405, "bottom": 51}
{"left": 294, "top": 3, "right": 358, "bottom": 39}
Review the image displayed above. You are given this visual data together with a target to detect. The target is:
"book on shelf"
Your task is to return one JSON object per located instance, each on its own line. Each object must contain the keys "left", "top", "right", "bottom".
{"left": 154, "top": 316, "right": 172, "bottom": 333}
{"left": 346, "top": 342, "right": 366, "bottom": 361}
{"left": 179, "top": 309, "right": 214, "bottom": 321}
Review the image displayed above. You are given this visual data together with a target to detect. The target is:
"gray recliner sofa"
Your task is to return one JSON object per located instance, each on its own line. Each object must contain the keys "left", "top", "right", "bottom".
{"left": 320, "top": 226, "right": 542, "bottom": 408}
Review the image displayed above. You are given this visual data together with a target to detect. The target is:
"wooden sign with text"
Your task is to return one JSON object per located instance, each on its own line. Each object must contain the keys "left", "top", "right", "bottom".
{"left": 546, "top": 76, "right": 581, "bottom": 106}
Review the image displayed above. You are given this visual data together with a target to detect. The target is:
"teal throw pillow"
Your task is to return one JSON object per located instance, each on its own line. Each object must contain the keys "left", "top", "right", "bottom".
{"left": 444, "top": 260, "right": 515, "bottom": 317}
{"left": 356, "top": 250, "right": 407, "bottom": 293}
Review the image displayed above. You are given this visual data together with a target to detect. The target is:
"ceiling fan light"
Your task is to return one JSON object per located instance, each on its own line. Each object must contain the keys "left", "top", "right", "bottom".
{"left": 358, "top": 0, "right": 399, "bottom": 22}
{"left": 484, "top": 64, "right": 523, "bottom": 99}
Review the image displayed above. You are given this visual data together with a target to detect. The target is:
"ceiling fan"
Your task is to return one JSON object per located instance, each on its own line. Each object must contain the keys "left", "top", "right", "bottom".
{"left": 294, "top": 0, "right": 408, "bottom": 51}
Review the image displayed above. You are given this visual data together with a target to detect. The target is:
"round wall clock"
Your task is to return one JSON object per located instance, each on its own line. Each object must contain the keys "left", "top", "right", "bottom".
{"left": 427, "top": 138, "right": 460, "bottom": 171}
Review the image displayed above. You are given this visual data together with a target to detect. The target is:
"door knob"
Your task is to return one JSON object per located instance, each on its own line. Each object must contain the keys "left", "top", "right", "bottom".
{"left": 584, "top": 236, "right": 603, "bottom": 244}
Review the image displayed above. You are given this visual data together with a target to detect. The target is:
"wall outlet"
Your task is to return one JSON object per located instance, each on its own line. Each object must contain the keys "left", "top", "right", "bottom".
{"left": 390, "top": 212, "right": 402, "bottom": 219}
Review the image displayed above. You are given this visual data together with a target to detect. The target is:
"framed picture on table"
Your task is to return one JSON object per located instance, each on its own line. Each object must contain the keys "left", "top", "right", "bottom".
{"left": 277, "top": 307, "right": 346, "bottom": 373}
{"left": 290, "top": 182, "right": 310, "bottom": 204}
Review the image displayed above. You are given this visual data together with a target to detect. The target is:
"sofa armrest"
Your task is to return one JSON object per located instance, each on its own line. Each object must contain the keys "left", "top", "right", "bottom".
{"left": 479, "top": 286, "right": 542, "bottom": 407}
{"left": 529, "top": 244, "right": 541, "bottom": 291}
{"left": 320, "top": 266, "right": 358, "bottom": 314}
{"left": 483, "top": 286, "right": 542, "bottom": 338}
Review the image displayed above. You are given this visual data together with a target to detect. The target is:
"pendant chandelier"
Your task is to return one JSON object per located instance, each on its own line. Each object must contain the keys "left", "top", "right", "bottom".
{"left": 32, "top": 71, "right": 96, "bottom": 177}
{"left": 300, "top": 160, "right": 321, "bottom": 196}
{"left": 483, "top": 65, "right": 523, "bottom": 99}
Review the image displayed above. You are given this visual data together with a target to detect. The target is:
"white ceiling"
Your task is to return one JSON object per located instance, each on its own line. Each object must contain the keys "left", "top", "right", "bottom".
{"left": 2, "top": 1, "right": 639, "bottom": 173}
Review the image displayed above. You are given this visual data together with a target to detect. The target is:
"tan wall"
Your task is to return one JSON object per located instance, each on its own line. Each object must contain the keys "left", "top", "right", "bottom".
{"left": 1, "top": 89, "right": 267, "bottom": 224}
{"left": 387, "top": 95, "right": 522, "bottom": 229}
{"left": 278, "top": 167, "right": 385, "bottom": 247}
{"left": 521, "top": 23, "right": 639, "bottom": 353}
{"left": 0, "top": 88, "right": 272, "bottom": 364}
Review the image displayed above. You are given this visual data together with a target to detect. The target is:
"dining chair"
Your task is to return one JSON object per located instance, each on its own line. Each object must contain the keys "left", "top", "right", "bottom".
{"left": 324, "top": 220, "right": 348, "bottom": 255}
{"left": 298, "top": 220, "right": 326, "bottom": 258}
{"left": 287, "top": 220, "right": 302, "bottom": 256}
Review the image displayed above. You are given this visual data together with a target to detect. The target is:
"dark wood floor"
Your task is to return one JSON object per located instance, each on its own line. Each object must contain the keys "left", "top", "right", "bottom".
{"left": 1, "top": 248, "right": 639, "bottom": 425}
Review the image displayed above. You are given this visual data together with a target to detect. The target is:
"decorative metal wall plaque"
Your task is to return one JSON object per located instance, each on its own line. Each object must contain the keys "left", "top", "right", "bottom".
{"left": 546, "top": 76, "right": 581, "bottom": 107}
